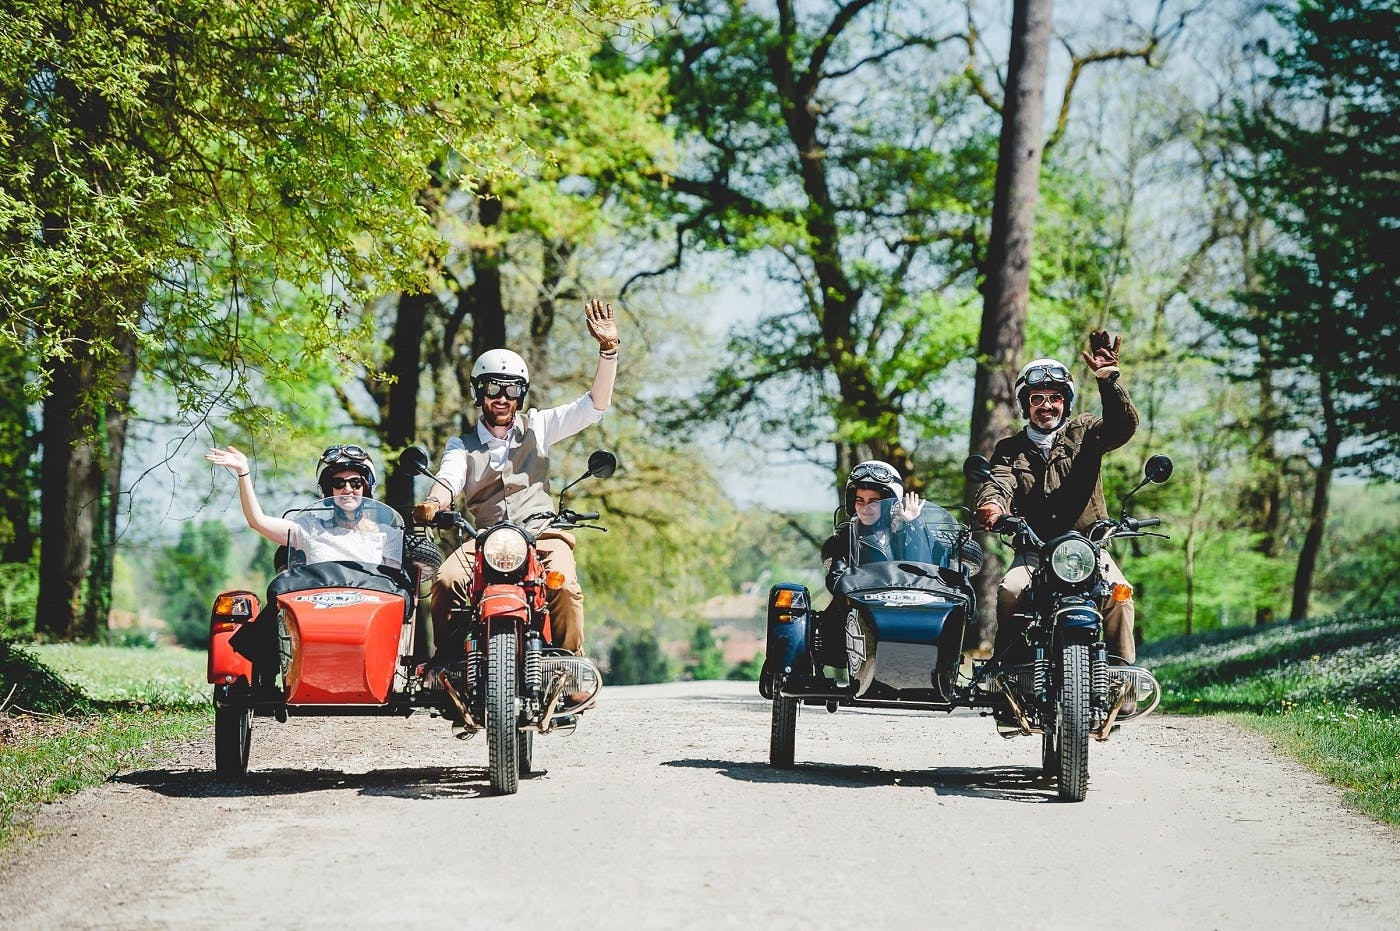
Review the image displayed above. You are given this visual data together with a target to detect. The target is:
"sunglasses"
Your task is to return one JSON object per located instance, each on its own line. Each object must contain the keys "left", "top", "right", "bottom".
{"left": 1022, "top": 362, "right": 1070, "bottom": 386}
{"left": 480, "top": 380, "right": 525, "bottom": 399}
{"left": 1028, "top": 392, "right": 1065, "bottom": 407}
{"left": 321, "top": 444, "right": 369, "bottom": 462}
{"left": 329, "top": 477, "right": 366, "bottom": 491}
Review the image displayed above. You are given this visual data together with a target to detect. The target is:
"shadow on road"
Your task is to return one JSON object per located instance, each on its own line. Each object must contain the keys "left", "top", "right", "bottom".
{"left": 661, "top": 757, "right": 1058, "bottom": 802}
{"left": 115, "top": 765, "right": 547, "bottom": 800}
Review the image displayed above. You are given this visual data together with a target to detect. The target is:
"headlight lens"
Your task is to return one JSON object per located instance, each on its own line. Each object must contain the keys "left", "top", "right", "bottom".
{"left": 1049, "top": 537, "right": 1097, "bottom": 584}
{"left": 481, "top": 528, "right": 529, "bottom": 573}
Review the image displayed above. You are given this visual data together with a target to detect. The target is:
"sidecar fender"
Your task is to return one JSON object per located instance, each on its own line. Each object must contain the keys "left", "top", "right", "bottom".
{"left": 207, "top": 590, "right": 259, "bottom": 685}
{"left": 761, "top": 583, "right": 814, "bottom": 699}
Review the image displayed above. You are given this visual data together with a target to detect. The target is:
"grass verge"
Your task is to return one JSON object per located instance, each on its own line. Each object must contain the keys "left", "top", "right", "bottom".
{"left": 1140, "top": 612, "right": 1400, "bottom": 825}
{"left": 0, "top": 640, "right": 210, "bottom": 851}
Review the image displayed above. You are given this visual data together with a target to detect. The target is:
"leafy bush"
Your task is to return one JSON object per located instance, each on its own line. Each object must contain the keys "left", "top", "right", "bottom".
{"left": 0, "top": 639, "right": 90, "bottom": 714}
{"left": 1140, "top": 613, "right": 1400, "bottom": 714}
{"left": 154, "top": 520, "right": 229, "bottom": 647}
{"left": 0, "top": 562, "right": 38, "bottom": 639}
{"left": 606, "top": 630, "right": 674, "bottom": 685}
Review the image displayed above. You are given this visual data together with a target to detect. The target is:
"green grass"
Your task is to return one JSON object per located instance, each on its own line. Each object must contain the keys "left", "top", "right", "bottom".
{"left": 0, "top": 640, "right": 210, "bottom": 850}
{"left": 1140, "top": 612, "right": 1400, "bottom": 824}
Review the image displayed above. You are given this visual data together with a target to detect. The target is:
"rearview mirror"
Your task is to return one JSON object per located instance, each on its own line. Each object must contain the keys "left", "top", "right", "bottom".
{"left": 397, "top": 446, "right": 432, "bottom": 476}
{"left": 963, "top": 455, "right": 992, "bottom": 484}
{"left": 587, "top": 450, "right": 618, "bottom": 479}
{"left": 1144, "top": 454, "right": 1173, "bottom": 484}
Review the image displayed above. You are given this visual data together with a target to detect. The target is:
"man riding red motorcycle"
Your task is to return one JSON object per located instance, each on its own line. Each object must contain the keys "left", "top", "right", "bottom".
{"left": 412, "top": 298, "right": 620, "bottom": 659}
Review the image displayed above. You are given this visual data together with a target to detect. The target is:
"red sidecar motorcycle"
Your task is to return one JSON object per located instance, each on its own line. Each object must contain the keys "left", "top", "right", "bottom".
{"left": 206, "top": 451, "right": 613, "bottom": 795}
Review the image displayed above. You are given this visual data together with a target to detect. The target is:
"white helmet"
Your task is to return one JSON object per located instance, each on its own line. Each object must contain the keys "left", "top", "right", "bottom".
{"left": 470, "top": 348, "right": 529, "bottom": 405}
{"left": 844, "top": 460, "right": 904, "bottom": 513}
{"left": 1015, "top": 358, "right": 1075, "bottom": 419}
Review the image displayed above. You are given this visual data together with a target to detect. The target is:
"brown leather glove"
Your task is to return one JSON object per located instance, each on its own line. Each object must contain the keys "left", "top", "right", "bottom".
{"left": 975, "top": 502, "right": 1005, "bottom": 531}
{"left": 412, "top": 500, "right": 442, "bottom": 525}
{"left": 586, "top": 298, "right": 620, "bottom": 352}
{"left": 1081, "top": 329, "right": 1121, "bottom": 377}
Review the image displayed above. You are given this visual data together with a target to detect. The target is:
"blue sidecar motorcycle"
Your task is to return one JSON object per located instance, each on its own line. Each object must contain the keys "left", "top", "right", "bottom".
{"left": 760, "top": 456, "right": 1171, "bottom": 801}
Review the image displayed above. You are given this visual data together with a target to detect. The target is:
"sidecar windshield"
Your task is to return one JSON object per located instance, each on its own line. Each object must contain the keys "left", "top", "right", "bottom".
{"left": 285, "top": 497, "right": 405, "bottom": 571}
{"left": 847, "top": 499, "right": 965, "bottom": 571}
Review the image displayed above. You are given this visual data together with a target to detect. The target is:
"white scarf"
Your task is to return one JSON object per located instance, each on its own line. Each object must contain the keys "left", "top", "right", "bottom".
{"left": 1026, "top": 424, "right": 1060, "bottom": 456}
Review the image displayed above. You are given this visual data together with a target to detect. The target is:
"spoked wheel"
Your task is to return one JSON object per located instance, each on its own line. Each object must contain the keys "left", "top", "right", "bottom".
{"left": 214, "top": 697, "right": 251, "bottom": 777}
{"left": 518, "top": 729, "right": 534, "bottom": 776}
{"left": 486, "top": 623, "right": 521, "bottom": 795}
{"left": 1057, "top": 643, "right": 1091, "bottom": 801}
{"left": 770, "top": 696, "right": 798, "bottom": 769}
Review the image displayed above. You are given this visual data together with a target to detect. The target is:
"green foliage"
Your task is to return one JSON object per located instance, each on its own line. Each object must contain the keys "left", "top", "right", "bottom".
{"left": 26, "top": 642, "right": 207, "bottom": 707}
{"left": 684, "top": 621, "right": 728, "bottom": 681}
{"left": 0, "top": 561, "right": 39, "bottom": 639}
{"left": 0, "top": 639, "right": 89, "bottom": 714}
{"left": 1215, "top": 0, "right": 1399, "bottom": 478}
{"left": 1141, "top": 613, "right": 1400, "bottom": 714}
{"left": 605, "top": 629, "right": 674, "bottom": 685}
{"left": 153, "top": 521, "right": 229, "bottom": 648}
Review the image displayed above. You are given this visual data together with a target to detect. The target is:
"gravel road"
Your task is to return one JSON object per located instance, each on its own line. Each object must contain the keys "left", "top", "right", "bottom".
{"left": 2, "top": 680, "right": 1398, "bottom": 929}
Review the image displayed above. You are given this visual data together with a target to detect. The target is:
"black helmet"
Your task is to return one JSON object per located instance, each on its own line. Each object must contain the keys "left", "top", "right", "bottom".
{"left": 843, "top": 460, "right": 904, "bottom": 513}
{"left": 316, "top": 444, "right": 378, "bottom": 498}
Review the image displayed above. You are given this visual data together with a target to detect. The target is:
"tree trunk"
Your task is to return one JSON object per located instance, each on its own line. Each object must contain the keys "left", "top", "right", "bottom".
{"left": 383, "top": 289, "right": 431, "bottom": 515}
{"left": 36, "top": 350, "right": 103, "bottom": 641}
{"left": 1290, "top": 378, "right": 1340, "bottom": 621}
{"left": 529, "top": 240, "right": 570, "bottom": 395}
{"left": 467, "top": 193, "right": 506, "bottom": 362}
{"left": 966, "top": 0, "right": 1053, "bottom": 650}
{"left": 81, "top": 330, "right": 137, "bottom": 637}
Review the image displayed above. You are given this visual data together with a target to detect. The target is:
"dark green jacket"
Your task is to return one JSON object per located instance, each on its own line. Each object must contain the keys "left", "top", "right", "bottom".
{"left": 974, "top": 372, "right": 1138, "bottom": 541}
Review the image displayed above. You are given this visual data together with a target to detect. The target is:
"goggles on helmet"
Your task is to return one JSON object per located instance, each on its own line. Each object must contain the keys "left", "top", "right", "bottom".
{"left": 479, "top": 379, "right": 526, "bottom": 400}
{"left": 321, "top": 444, "right": 369, "bottom": 463}
{"left": 1021, "top": 362, "right": 1071, "bottom": 387}
{"left": 850, "top": 461, "right": 899, "bottom": 485}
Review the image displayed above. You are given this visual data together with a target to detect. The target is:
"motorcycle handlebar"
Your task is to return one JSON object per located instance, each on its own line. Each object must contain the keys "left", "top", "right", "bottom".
{"left": 570, "top": 511, "right": 600, "bottom": 522}
{"left": 1132, "top": 517, "right": 1162, "bottom": 529}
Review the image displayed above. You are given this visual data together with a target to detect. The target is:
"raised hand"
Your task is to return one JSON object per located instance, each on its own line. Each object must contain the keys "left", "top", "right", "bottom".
{"left": 205, "top": 444, "right": 250, "bottom": 478}
{"left": 1081, "top": 329, "right": 1121, "bottom": 375}
{"left": 585, "top": 298, "right": 620, "bottom": 352}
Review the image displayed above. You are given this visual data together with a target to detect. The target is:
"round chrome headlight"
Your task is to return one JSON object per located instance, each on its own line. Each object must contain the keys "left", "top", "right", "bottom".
{"left": 481, "top": 527, "right": 529, "bottom": 573}
{"left": 1049, "top": 537, "right": 1097, "bottom": 584}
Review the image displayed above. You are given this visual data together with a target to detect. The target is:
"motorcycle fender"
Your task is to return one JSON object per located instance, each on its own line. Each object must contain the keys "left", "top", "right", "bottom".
{"left": 478, "top": 584, "right": 530, "bottom": 622}
{"left": 207, "top": 590, "right": 259, "bottom": 685}
{"left": 1055, "top": 603, "right": 1101, "bottom": 644}
{"left": 762, "top": 583, "right": 813, "bottom": 697}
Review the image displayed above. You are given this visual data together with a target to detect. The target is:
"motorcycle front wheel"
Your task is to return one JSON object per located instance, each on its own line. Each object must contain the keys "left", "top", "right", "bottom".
{"left": 214, "top": 700, "right": 251, "bottom": 777}
{"left": 1057, "top": 643, "right": 1091, "bottom": 801}
{"left": 770, "top": 696, "right": 798, "bottom": 769}
{"left": 486, "top": 624, "right": 521, "bottom": 795}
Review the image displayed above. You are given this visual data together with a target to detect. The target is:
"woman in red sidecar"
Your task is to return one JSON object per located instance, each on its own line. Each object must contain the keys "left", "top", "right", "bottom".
{"left": 203, "top": 443, "right": 441, "bottom": 776}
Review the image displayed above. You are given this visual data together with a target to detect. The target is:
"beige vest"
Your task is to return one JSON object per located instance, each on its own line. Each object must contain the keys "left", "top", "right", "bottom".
{"left": 458, "top": 417, "right": 555, "bottom": 527}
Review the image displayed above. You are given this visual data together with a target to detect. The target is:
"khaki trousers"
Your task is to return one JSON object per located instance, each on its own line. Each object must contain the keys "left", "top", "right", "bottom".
{"left": 430, "top": 531, "right": 585, "bottom": 654}
{"left": 995, "top": 550, "right": 1136, "bottom": 663}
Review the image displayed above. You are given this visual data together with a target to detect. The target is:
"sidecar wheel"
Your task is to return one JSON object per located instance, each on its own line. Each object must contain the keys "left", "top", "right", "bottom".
{"left": 214, "top": 701, "right": 251, "bottom": 777}
{"left": 486, "top": 625, "right": 521, "bottom": 795}
{"left": 770, "top": 696, "right": 798, "bottom": 769}
{"left": 1058, "top": 643, "right": 1091, "bottom": 801}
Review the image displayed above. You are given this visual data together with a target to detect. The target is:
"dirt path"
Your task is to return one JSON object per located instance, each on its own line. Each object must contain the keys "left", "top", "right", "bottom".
{"left": 2, "top": 680, "right": 1398, "bottom": 929}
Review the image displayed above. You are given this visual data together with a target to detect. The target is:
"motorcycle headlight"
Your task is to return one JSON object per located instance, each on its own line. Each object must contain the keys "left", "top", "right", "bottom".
{"left": 1049, "top": 537, "right": 1097, "bottom": 585}
{"left": 481, "top": 528, "right": 529, "bottom": 574}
